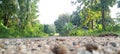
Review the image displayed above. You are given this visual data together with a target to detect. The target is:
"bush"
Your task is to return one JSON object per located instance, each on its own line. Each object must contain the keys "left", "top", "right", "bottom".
{"left": 69, "top": 26, "right": 120, "bottom": 36}
{"left": 69, "top": 29, "right": 86, "bottom": 36}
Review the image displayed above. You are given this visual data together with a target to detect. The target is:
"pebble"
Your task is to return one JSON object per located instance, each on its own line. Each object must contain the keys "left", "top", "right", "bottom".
{"left": 37, "top": 44, "right": 41, "bottom": 47}
{"left": 109, "top": 42, "right": 116, "bottom": 47}
{"left": 73, "top": 41, "right": 77, "bottom": 45}
{"left": 31, "top": 48, "right": 37, "bottom": 51}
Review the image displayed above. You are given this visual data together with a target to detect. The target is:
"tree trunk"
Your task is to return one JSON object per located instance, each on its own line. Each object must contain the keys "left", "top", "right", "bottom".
{"left": 3, "top": 13, "right": 9, "bottom": 27}
{"left": 91, "top": 20, "right": 93, "bottom": 29}
{"left": 101, "top": 9, "right": 106, "bottom": 30}
{"left": 101, "top": 0, "right": 106, "bottom": 31}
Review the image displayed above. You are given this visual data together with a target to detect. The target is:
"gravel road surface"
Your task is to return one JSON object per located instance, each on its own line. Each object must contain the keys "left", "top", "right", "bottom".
{"left": 0, "top": 36, "right": 120, "bottom": 54}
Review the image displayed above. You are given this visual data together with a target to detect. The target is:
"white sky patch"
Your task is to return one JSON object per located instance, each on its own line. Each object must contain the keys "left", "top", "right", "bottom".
{"left": 37, "top": 0, "right": 76, "bottom": 24}
{"left": 0, "top": 1, "right": 2, "bottom": 4}
{"left": 38, "top": 0, "right": 120, "bottom": 24}
{"left": 110, "top": 4, "right": 120, "bottom": 18}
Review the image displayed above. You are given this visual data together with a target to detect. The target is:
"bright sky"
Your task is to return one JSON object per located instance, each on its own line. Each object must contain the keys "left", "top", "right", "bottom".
{"left": 110, "top": 4, "right": 120, "bottom": 18}
{"left": 37, "top": 0, "right": 76, "bottom": 24}
{"left": 38, "top": 0, "right": 120, "bottom": 24}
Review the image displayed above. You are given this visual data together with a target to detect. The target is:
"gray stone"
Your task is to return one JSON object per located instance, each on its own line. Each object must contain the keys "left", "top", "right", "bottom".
{"left": 109, "top": 42, "right": 116, "bottom": 47}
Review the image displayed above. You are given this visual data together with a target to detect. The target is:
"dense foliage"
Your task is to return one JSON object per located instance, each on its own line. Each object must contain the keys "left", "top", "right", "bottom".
{"left": 0, "top": 0, "right": 48, "bottom": 38}
{"left": 44, "top": 24, "right": 56, "bottom": 36}
{"left": 54, "top": 0, "right": 120, "bottom": 36}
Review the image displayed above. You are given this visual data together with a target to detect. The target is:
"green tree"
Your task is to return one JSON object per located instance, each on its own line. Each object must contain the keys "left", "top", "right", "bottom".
{"left": 74, "top": 0, "right": 116, "bottom": 30}
{"left": 100, "top": 0, "right": 116, "bottom": 30}
{"left": 0, "top": 0, "right": 18, "bottom": 27}
{"left": 64, "top": 22, "right": 74, "bottom": 35}
{"left": 54, "top": 14, "right": 72, "bottom": 36}
{"left": 44, "top": 24, "right": 56, "bottom": 36}
{"left": 71, "top": 11, "right": 81, "bottom": 27}
{"left": 0, "top": 0, "right": 47, "bottom": 37}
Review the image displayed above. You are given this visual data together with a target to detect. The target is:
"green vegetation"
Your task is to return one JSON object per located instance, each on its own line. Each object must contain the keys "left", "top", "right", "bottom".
{"left": 54, "top": 0, "right": 120, "bottom": 36}
{"left": 44, "top": 24, "right": 56, "bottom": 36}
{"left": 0, "top": 0, "right": 48, "bottom": 38}
{"left": 0, "top": 0, "right": 120, "bottom": 38}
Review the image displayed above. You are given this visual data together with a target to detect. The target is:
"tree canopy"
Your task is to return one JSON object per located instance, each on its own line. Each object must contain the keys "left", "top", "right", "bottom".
{"left": 0, "top": 0, "right": 48, "bottom": 38}
{"left": 54, "top": 0, "right": 120, "bottom": 36}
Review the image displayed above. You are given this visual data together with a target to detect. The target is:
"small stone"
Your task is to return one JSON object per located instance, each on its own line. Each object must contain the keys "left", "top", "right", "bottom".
{"left": 85, "top": 50, "right": 92, "bottom": 54}
{"left": 31, "top": 48, "right": 37, "bottom": 51}
{"left": 69, "top": 47, "right": 76, "bottom": 51}
{"left": 38, "top": 44, "right": 41, "bottom": 47}
{"left": 56, "top": 38, "right": 65, "bottom": 41}
{"left": 73, "top": 42, "right": 77, "bottom": 45}
{"left": 0, "top": 44, "right": 3, "bottom": 48}
{"left": 20, "top": 48, "right": 27, "bottom": 53}
{"left": 46, "top": 42, "right": 50, "bottom": 44}
{"left": 77, "top": 50, "right": 91, "bottom": 54}
{"left": 4, "top": 41, "right": 9, "bottom": 45}
{"left": 92, "top": 50, "right": 100, "bottom": 54}
{"left": 1, "top": 49, "right": 5, "bottom": 54}
{"left": 15, "top": 43, "right": 20, "bottom": 46}
{"left": 118, "top": 50, "right": 120, "bottom": 54}
{"left": 51, "top": 44, "right": 68, "bottom": 54}
{"left": 21, "top": 45, "right": 26, "bottom": 49}
{"left": 84, "top": 43, "right": 98, "bottom": 52}
{"left": 109, "top": 42, "right": 116, "bottom": 47}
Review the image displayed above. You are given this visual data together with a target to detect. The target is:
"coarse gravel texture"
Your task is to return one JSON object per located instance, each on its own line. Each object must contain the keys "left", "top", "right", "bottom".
{"left": 0, "top": 36, "right": 120, "bottom": 54}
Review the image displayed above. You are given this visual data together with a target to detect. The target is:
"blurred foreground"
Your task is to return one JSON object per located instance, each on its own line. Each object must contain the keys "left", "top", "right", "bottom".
{"left": 0, "top": 36, "right": 120, "bottom": 54}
